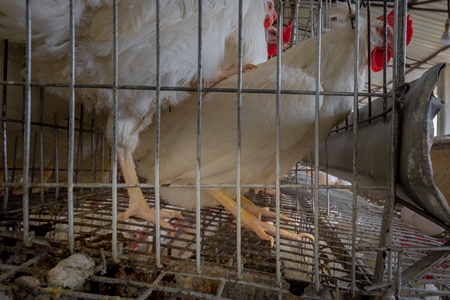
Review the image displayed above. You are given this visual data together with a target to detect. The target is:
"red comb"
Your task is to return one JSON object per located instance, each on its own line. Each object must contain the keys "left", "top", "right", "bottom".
{"left": 377, "top": 10, "right": 413, "bottom": 46}
{"left": 371, "top": 10, "right": 413, "bottom": 72}
{"left": 282, "top": 20, "right": 293, "bottom": 43}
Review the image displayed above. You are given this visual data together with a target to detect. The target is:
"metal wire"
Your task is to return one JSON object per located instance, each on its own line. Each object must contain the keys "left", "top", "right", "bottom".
{"left": 154, "top": 0, "right": 162, "bottom": 268}
{"left": 2, "top": 39, "right": 9, "bottom": 211}
{"left": 111, "top": 0, "right": 119, "bottom": 263}
{"left": 0, "top": 1, "right": 447, "bottom": 299}
{"left": 235, "top": 0, "right": 244, "bottom": 280}
{"left": 313, "top": 0, "right": 322, "bottom": 293}
{"left": 196, "top": 0, "right": 204, "bottom": 275}
{"left": 351, "top": 1, "right": 361, "bottom": 296}
{"left": 22, "top": 0, "right": 32, "bottom": 247}
{"left": 275, "top": 1, "right": 284, "bottom": 290}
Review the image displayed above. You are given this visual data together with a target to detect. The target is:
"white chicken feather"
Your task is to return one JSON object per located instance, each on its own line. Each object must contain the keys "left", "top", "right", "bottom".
{"left": 133, "top": 3, "right": 412, "bottom": 245}
{"left": 0, "top": 0, "right": 277, "bottom": 228}
{"left": 0, "top": 41, "right": 107, "bottom": 195}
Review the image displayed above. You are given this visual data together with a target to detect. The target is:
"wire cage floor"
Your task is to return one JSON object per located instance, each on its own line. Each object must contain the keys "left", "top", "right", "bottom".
{"left": 1, "top": 167, "right": 449, "bottom": 299}
{"left": 0, "top": 1, "right": 448, "bottom": 299}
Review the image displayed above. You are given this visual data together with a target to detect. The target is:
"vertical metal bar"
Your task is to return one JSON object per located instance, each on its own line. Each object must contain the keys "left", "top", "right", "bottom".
{"left": 91, "top": 118, "right": 96, "bottom": 191}
{"left": 351, "top": 1, "right": 361, "bottom": 296}
{"left": 382, "top": 2, "right": 388, "bottom": 122}
{"left": 154, "top": 0, "right": 162, "bottom": 268}
{"left": 310, "top": 1, "right": 315, "bottom": 37}
{"left": 195, "top": 0, "right": 203, "bottom": 275}
{"left": 393, "top": 1, "right": 406, "bottom": 86}
{"left": 2, "top": 39, "right": 9, "bottom": 210}
{"left": 11, "top": 136, "right": 18, "bottom": 191}
{"left": 374, "top": 0, "right": 407, "bottom": 287}
{"left": 367, "top": 3, "right": 372, "bottom": 122}
{"left": 54, "top": 114, "right": 59, "bottom": 200}
{"left": 325, "top": 141, "right": 330, "bottom": 215}
{"left": 313, "top": 1, "right": 322, "bottom": 292}
{"left": 295, "top": 163, "right": 299, "bottom": 212}
{"left": 77, "top": 105, "right": 85, "bottom": 189}
{"left": 31, "top": 131, "right": 37, "bottom": 188}
{"left": 291, "top": 0, "right": 299, "bottom": 45}
{"left": 111, "top": 0, "right": 119, "bottom": 263}
{"left": 101, "top": 133, "right": 106, "bottom": 183}
{"left": 22, "top": 0, "right": 32, "bottom": 247}
{"left": 235, "top": 0, "right": 244, "bottom": 280}
{"left": 275, "top": 1, "right": 284, "bottom": 289}
{"left": 39, "top": 87, "right": 44, "bottom": 201}
{"left": 396, "top": 250, "right": 403, "bottom": 297}
{"left": 67, "top": 0, "right": 76, "bottom": 254}
{"left": 389, "top": 0, "right": 406, "bottom": 284}
{"left": 437, "top": 70, "right": 447, "bottom": 136}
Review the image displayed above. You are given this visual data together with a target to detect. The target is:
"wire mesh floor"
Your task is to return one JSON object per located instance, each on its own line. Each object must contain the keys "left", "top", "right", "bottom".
{"left": 1, "top": 170, "right": 450, "bottom": 299}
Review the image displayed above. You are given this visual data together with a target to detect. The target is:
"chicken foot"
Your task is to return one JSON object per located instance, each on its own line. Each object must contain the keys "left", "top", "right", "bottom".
{"left": 210, "top": 189, "right": 314, "bottom": 247}
{"left": 241, "top": 194, "right": 293, "bottom": 221}
{"left": 117, "top": 148, "right": 182, "bottom": 230}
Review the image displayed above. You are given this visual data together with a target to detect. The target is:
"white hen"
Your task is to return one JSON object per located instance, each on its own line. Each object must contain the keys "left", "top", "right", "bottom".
{"left": 133, "top": 3, "right": 413, "bottom": 245}
{"left": 0, "top": 0, "right": 277, "bottom": 228}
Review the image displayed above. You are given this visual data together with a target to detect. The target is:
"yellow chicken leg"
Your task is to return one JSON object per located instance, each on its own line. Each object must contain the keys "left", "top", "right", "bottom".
{"left": 116, "top": 148, "right": 182, "bottom": 230}
{"left": 241, "top": 194, "right": 293, "bottom": 221}
{"left": 210, "top": 189, "right": 314, "bottom": 247}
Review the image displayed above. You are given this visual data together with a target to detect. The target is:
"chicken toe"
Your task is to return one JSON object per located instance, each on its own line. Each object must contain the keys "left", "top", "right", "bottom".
{"left": 210, "top": 189, "right": 312, "bottom": 247}
{"left": 118, "top": 194, "right": 181, "bottom": 230}
{"left": 241, "top": 195, "right": 293, "bottom": 221}
{"left": 117, "top": 147, "right": 181, "bottom": 230}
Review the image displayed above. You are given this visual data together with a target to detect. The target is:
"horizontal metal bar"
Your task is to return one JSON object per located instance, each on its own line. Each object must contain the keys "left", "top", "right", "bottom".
{"left": 90, "top": 275, "right": 231, "bottom": 300}
{"left": 0, "top": 284, "right": 135, "bottom": 300}
{"left": 0, "top": 117, "right": 104, "bottom": 134}
{"left": 0, "top": 182, "right": 392, "bottom": 191}
{"left": 0, "top": 253, "right": 45, "bottom": 282}
{"left": 0, "top": 80, "right": 391, "bottom": 98}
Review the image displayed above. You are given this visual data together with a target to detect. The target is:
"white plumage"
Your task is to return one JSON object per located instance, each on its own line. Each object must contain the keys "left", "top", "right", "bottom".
{"left": 0, "top": 0, "right": 276, "bottom": 228}
{"left": 133, "top": 3, "right": 410, "bottom": 245}
{"left": 0, "top": 40, "right": 105, "bottom": 194}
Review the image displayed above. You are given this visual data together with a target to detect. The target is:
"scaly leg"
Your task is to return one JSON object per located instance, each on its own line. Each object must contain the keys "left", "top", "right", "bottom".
{"left": 116, "top": 147, "right": 181, "bottom": 230}
{"left": 210, "top": 189, "right": 314, "bottom": 247}
{"left": 241, "top": 194, "right": 293, "bottom": 221}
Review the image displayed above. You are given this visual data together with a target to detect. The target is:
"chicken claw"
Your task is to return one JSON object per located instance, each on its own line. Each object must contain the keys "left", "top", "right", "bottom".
{"left": 241, "top": 195, "right": 293, "bottom": 221}
{"left": 118, "top": 196, "right": 182, "bottom": 230}
{"left": 117, "top": 147, "right": 182, "bottom": 230}
{"left": 243, "top": 221, "right": 315, "bottom": 248}
{"left": 211, "top": 189, "right": 313, "bottom": 247}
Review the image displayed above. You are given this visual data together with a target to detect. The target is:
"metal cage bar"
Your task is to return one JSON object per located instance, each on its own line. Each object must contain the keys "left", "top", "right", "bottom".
{"left": 0, "top": 1, "right": 447, "bottom": 299}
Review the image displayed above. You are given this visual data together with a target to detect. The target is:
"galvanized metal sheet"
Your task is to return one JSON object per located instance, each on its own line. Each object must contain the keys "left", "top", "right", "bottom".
{"left": 314, "top": 63, "right": 449, "bottom": 225}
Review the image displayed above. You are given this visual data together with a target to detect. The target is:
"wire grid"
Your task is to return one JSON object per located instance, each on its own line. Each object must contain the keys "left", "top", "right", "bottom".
{"left": 1, "top": 170, "right": 449, "bottom": 299}
{"left": 0, "top": 0, "right": 448, "bottom": 299}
